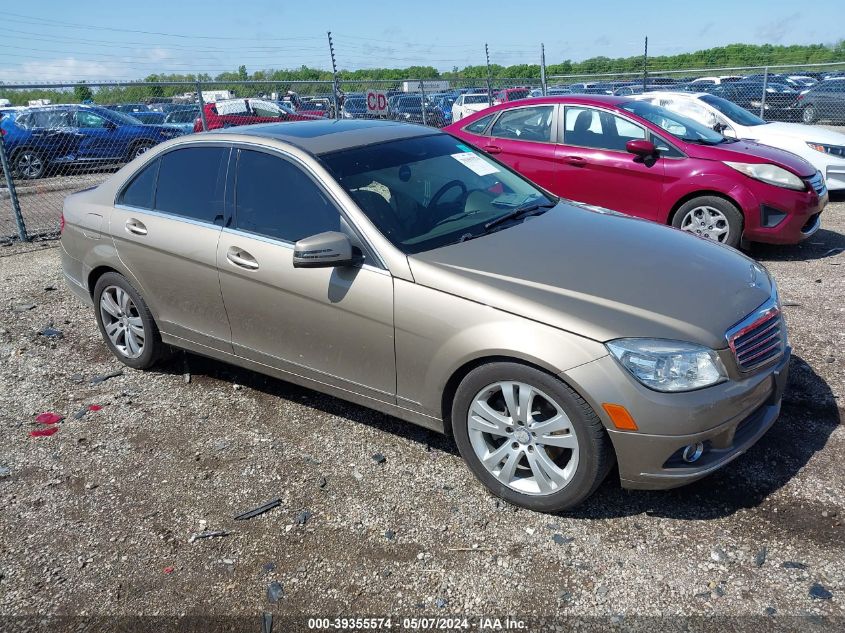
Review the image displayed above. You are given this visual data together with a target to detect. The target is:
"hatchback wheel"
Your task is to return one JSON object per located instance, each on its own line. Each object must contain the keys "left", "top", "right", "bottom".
{"left": 14, "top": 150, "right": 45, "bottom": 179}
{"left": 93, "top": 272, "right": 165, "bottom": 370}
{"left": 452, "top": 362, "right": 614, "bottom": 512}
{"left": 672, "top": 196, "right": 742, "bottom": 248}
{"left": 802, "top": 105, "right": 817, "bottom": 124}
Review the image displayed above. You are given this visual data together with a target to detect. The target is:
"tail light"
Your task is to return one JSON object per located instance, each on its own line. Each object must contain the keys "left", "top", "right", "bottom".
{"left": 193, "top": 118, "right": 203, "bottom": 132}
{"left": 796, "top": 93, "right": 805, "bottom": 101}
{"left": 60, "top": 211, "right": 65, "bottom": 235}
{"left": 0, "top": 127, "right": 6, "bottom": 137}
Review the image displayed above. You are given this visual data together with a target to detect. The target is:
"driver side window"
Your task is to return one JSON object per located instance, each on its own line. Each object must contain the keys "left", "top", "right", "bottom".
{"left": 490, "top": 106, "right": 554, "bottom": 142}
{"left": 76, "top": 110, "right": 108, "bottom": 128}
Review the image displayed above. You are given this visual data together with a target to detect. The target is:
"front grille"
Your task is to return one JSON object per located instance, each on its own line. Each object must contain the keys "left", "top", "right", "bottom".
{"left": 727, "top": 301, "right": 785, "bottom": 372}
{"left": 807, "top": 171, "right": 827, "bottom": 196}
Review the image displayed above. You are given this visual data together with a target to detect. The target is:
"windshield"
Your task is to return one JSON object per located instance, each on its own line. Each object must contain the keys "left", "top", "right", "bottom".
{"left": 699, "top": 95, "right": 766, "bottom": 127}
{"left": 622, "top": 100, "right": 725, "bottom": 144}
{"left": 506, "top": 89, "right": 530, "bottom": 99}
{"left": 399, "top": 96, "right": 423, "bottom": 108}
{"left": 106, "top": 109, "right": 144, "bottom": 125}
{"left": 320, "top": 134, "right": 555, "bottom": 254}
{"left": 464, "top": 95, "right": 488, "bottom": 104}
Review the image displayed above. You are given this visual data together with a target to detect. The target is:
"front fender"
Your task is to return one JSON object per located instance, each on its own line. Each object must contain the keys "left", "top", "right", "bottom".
{"left": 663, "top": 171, "right": 755, "bottom": 221}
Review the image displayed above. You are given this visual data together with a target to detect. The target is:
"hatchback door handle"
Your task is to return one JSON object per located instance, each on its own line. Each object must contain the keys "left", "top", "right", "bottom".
{"left": 483, "top": 145, "right": 502, "bottom": 154}
{"left": 125, "top": 219, "right": 147, "bottom": 235}
{"left": 563, "top": 155, "right": 586, "bottom": 166}
{"left": 226, "top": 247, "right": 259, "bottom": 270}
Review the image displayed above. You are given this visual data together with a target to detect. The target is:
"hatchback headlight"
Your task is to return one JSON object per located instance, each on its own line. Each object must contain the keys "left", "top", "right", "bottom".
{"left": 606, "top": 339, "right": 727, "bottom": 392}
{"left": 723, "top": 161, "right": 805, "bottom": 190}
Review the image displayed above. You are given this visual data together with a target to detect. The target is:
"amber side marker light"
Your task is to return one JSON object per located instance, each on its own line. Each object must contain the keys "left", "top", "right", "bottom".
{"left": 602, "top": 403, "right": 638, "bottom": 431}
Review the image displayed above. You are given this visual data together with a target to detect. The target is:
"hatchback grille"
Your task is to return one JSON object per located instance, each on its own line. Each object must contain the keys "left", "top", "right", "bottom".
{"left": 807, "top": 171, "right": 826, "bottom": 196}
{"left": 727, "top": 303, "right": 785, "bottom": 372}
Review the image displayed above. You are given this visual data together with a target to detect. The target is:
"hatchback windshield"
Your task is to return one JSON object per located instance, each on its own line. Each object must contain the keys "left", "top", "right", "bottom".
{"left": 320, "top": 134, "right": 555, "bottom": 254}
{"left": 622, "top": 100, "right": 726, "bottom": 144}
{"left": 699, "top": 95, "right": 766, "bottom": 127}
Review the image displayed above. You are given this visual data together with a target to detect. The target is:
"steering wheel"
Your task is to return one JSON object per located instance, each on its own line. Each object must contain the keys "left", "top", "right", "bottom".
{"left": 428, "top": 180, "right": 467, "bottom": 211}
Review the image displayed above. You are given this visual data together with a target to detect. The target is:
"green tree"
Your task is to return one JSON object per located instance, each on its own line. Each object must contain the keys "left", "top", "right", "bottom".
{"left": 74, "top": 82, "right": 93, "bottom": 102}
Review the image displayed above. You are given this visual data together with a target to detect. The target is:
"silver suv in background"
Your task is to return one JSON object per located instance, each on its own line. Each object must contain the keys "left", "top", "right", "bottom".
{"left": 61, "top": 120, "right": 790, "bottom": 511}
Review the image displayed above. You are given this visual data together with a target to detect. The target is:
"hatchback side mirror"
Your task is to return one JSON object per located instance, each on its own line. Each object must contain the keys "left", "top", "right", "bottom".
{"left": 293, "top": 231, "right": 361, "bottom": 268}
{"left": 626, "top": 139, "right": 657, "bottom": 157}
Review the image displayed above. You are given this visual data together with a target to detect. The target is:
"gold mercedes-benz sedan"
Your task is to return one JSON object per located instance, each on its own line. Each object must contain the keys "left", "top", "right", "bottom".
{"left": 61, "top": 119, "right": 790, "bottom": 511}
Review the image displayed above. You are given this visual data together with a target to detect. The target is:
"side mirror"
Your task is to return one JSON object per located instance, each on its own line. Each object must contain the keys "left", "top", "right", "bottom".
{"left": 293, "top": 231, "right": 361, "bottom": 268}
{"left": 626, "top": 139, "right": 657, "bottom": 157}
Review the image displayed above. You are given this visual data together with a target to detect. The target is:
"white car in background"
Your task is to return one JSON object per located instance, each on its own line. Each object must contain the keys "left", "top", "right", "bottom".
{"left": 452, "top": 93, "right": 490, "bottom": 121}
{"left": 685, "top": 75, "right": 742, "bottom": 88}
{"left": 634, "top": 91, "right": 845, "bottom": 190}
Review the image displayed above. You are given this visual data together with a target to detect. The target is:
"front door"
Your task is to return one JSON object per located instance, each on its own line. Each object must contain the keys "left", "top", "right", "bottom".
{"left": 111, "top": 145, "right": 233, "bottom": 352}
{"left": 72, "top": 109, "right": 122, "bottom": 160}
{"left": 554, "top": 106, "right": 665, "bottom": 221}
{"left": 216, "top": 147, "right": 396, "bottom": 402}
{"left": 478, "top": 104, "right": 558, "bottom": 192}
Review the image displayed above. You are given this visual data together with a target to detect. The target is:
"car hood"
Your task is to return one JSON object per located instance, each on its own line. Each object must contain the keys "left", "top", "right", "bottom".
{"left": 747, "top": 121, "right": 845, "bottom": 145}
{"left": 407, "top": 203, "right": 773, "bottom": 350}
{"left": 683, "top": 138, "right": 816, "bottom": 177}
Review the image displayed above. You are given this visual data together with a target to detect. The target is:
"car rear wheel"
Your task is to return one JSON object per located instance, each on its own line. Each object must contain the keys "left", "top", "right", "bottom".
{"left": 127, "top": 141, "right": 154, "bottom": 161}
{"left": 13, "top": 150, "right": 45, "bottom": 179}
{"left": 93, "top": 272, "right": 165, "bottom": 370}
{"left": 802, "top": 105, "right": 817, "bottom": 124}
{"left": 452, "top": 362, "right": 614, "bottom": 512}
{"left": 672, "top": 196, "right": 743, "bottom": 248}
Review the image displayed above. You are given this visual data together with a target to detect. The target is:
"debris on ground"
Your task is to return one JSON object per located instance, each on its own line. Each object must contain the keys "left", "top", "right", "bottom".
{"left": 783, "top": 561, "right": 808, "bottom": 570}
{"left": 372, "top": 453, "right": 387, "bottom": 464}
{"left": 188, "top": 530, "right": 230, "bottom": 543}
{"left": 29, "top": 426, "right": 60, "bottom": 438}
{"left": 234, "top": 498, "right": 282, "bottom": 521}
{"left": 809, "top": 584, "right": 833, "bottom": 600}
{"left": 754, "top": 546, "right": 767, "bottom": 567}
{"left": 262, "top": 612, "right": 273, "bottom": 633}
{"left": 295, "top": 510, "right": 312, "bottom": 526}
{"left": 35, "top": 412, "right": 63, "bottom": 425}
{"left": 267, "top": 581, "right": 284, "bottom": 603}
{"left": 552, "top": 534, "right": 574, "bottom": 546}
{"left": 12, "top": 303, "right": 36, "bottom": 313}
{"left": 90, "top": 370, "right": 123, "bottom": 385}
{"left": 0, "top": 466, "right": 10, "bottom": 478}
{"left": 39, "top": 326, "right": 64, "bottom": 338}
{"left": 163, "top": 566, "right": 174, "bottom": 574}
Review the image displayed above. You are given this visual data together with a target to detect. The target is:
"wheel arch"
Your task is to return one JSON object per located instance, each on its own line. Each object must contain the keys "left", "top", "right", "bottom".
{"left": 668, "top": 189, "right": 743, "bottom": 225}
{"left": 87, "top": 265, "right": 122, "bottom": 297}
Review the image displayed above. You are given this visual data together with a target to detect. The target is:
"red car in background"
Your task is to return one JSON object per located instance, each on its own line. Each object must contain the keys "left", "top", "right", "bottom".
{"left": 445, "top": 95, "right": 827, "bottom": 247}
{"left": 194, "top": 98, "right": 321, "bottom": 132}
{"left": 493, "top": 87, "right": 531, "bottom": 105}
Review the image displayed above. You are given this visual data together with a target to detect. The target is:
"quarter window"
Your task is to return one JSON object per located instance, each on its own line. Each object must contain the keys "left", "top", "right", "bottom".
{"left": 234, "top": 149, "right": 340, "bottom": 243}
{"left": 490, "top": 106, "right": 554, "bottom": 142}
{"left": 155, "top": 147, "right": 228, "bottom": 224}
{"left": 464, "top": 113, "right": 496, "bottom": 134}
{"left": 118, "top": 159, "right": 159, "bottom": 209}
{"left": 563, "top": 107, "right": 646, "bottom": 151}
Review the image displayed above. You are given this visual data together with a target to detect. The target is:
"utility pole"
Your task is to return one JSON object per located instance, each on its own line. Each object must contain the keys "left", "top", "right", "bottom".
{"left": 540, "top": 43, "right": 547, "bottom": 96}
{"left": 327, "top": 31, "right": 341, "bottom": 119}
{"left": 485, "top": 43, "right": 493, "bottom": 107}
{"left": 642, "top": 36, "right": 648, "bottom": 91}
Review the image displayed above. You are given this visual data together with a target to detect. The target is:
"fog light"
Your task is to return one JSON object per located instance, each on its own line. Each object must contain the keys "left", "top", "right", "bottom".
{"left": 682, "top": 442, "right": 705, "bottom": 463}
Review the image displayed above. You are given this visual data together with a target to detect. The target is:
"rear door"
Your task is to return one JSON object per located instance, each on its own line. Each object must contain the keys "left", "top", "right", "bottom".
{"left": 216, "top": 147, "right": 396, "bottom": 402}
{"left": 111, "top": 145, "right": 233, "bottom": 352}
{"left": 554, "top": 106, "right": 665, "bottom": 220}
{"left": 479, "top": 104, "right": 558, "bottom": 192}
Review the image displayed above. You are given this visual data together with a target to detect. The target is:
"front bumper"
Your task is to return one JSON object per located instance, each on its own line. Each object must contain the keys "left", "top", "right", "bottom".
{"left": 741, "top": 182, "right": 828, "bottom": 245}
{"left": 564, "top": 347, "right": 790, "bottom": 490}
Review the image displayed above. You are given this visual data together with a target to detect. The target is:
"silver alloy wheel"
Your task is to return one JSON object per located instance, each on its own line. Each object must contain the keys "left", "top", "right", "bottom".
{"left": 99, "top": 285, "right": 145, "bottom": 358}
{"left": 17, "top": 152, "right": 43, "bottom": 178}
{"left": 133, "top": 144, "right": 151, "bottom": 158}
{"left": 802, "top": 106, "right": 815, "bottom": 124}
{"left": 468, "top": 381, "right": 580, "bottom": 496}
{"left": 679, "top": 205, "right": 730, "bottom": 242}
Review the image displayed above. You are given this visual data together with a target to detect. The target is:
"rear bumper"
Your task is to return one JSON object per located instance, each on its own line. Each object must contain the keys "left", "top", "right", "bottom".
{"left": 564, "top": 348, "right": 790, "bottom": 490}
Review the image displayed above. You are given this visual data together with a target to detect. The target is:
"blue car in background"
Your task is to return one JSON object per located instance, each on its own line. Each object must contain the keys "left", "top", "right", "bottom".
{"left": 0, "top": 105, "right": 182, "bottom": 179}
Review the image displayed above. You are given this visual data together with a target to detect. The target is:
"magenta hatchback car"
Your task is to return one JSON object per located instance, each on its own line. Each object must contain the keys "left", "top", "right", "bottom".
{"left": 445, "top": 96, "right": 828, "bottom": 247}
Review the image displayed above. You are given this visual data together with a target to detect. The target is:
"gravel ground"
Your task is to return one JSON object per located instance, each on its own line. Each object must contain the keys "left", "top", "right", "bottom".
{"left": 0, "top": 197, "right": 843, "bottom": 630}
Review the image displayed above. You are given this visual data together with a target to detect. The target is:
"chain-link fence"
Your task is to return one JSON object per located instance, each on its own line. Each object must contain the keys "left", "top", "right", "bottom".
{"left": 1, "top": 62, "right": 845, "bottom": 241}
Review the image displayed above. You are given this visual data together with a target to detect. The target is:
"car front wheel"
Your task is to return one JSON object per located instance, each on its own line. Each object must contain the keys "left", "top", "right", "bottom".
{"left": 13, "top": 150, "right": 45, "bottom": 179}
{"left": 672, "top": 196, "right": 743, "bottom": 248}
{"left": 802, "top": 105, "right": 817, "bottom": 124}
{"left": 452, "top": 362, "right": 614, "bottom": 512}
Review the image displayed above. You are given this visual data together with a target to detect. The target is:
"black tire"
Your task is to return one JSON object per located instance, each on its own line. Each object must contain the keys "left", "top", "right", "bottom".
{"left": 126, "top": 141, "right": 154, "bottom": 162}
{"left": 802, "top": 105, "right": 817, "bottom": 125}
{"left": 671, "top": 195, "right": 743, "bottom": 249}
{"left": 451, "top": 362, "right": 615, "bottom": 512}
{"left": 93, "top": 272, "right": 165, "bottom": 370}
{"left": 13, "top": 149, "right": 45, "bottom": 179}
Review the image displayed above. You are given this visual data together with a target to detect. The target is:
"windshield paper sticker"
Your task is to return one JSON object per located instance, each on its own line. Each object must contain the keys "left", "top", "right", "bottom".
{"left": 451, "top": 152, "right": 499, "bottom": 176}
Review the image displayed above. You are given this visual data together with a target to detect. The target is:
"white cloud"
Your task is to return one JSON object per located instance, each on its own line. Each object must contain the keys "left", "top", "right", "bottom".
{"left": 0, "top": 48, "right": 181, "bottom": 84}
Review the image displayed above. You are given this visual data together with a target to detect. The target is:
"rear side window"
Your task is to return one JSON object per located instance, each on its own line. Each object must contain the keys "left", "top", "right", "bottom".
{"left": 490, "top": 106, "right": 554, "bottom": 142}
{"left": 118, "top": 159, "right": 159, "bottom": 209}
{"left": 155, "top": 147, "right": 228, "bottom": 224}
{"left": 464, "top": 113, "right": 495, "bottom": 134}
{"left": 234, "top": 149, "right": 339, "bottom": 243}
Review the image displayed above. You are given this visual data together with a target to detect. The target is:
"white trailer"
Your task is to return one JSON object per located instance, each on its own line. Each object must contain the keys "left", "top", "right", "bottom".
{"left": 401, "top": 80, "right": 450, "bottom": 93}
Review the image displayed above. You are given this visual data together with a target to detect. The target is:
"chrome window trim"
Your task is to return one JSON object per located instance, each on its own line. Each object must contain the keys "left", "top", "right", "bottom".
{"left": 114, "top": 204, "right": 222, "bottom": 230}
{"left": 485, "top": 103, "right": 559, "bottom": 145}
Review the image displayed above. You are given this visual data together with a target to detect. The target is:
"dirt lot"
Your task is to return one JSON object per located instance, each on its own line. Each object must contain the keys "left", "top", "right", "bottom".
{"left": 0, "top": 197, "right": 843, "bottom": 630}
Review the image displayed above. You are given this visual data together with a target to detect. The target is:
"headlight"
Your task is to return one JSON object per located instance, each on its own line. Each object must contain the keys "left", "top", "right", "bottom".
{"left": 606, "top": 339, "right": 727, "bottom": 392}
{"left": 807, "top": 142, "right": 845, "bottom": 157}
{"left": 723, "top": 161, "right": 805, "bottom": 190}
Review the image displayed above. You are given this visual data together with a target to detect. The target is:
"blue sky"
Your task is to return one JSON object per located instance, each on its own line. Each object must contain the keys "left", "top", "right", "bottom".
{"left": 0, "top": 0, "right": 841, "bottom": 82}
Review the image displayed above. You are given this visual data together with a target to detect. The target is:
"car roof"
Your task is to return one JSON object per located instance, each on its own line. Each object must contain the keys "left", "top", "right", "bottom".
{"left": 205, "top": 119, "right": 439, "bottom": 155}
{"left": 502, "top": 95, "right": 631, "bottom": 107}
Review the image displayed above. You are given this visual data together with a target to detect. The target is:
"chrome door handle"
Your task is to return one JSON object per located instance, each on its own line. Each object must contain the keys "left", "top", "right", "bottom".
{"left": 226, "top": 247, "right": 259, "bottom": 270}
{"left": 125, "top": 219, "right": 147, "bottom": 235}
